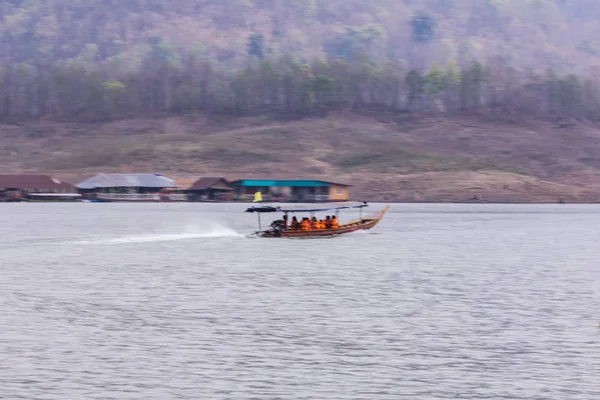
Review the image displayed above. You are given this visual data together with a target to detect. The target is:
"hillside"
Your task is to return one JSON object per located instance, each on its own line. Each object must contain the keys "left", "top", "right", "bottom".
{"left": 4, "top": 112, "right": 600, "bottom": 203}
{"left": 2, "top": 0, "right": 600, "bottom": 71}
{"left": 1, "top": 1, "right": 600, "bottom": 123}
{"left": 3, "top": 1, "right": 600, "bottom": 202}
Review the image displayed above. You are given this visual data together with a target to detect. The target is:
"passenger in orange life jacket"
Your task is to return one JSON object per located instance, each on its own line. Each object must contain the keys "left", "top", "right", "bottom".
{"left": 325, "top": 215, "right": 331, "bottom": 229}
{"left": 331, "top": 215, "right": 339, "bottom": 229}
{"left": 318, "top": 219, "right": 325, "bottom": 230}
{"left": 300, "top": 218, "right": 310, "bottom": 231}
{"left": 311, "top": 216, "right": 318, "bottom": 230}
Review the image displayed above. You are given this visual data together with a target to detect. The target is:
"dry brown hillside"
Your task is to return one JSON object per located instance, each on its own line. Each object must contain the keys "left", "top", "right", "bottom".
{"left": 3, "top": 112, "right": 600, "bottom": 203}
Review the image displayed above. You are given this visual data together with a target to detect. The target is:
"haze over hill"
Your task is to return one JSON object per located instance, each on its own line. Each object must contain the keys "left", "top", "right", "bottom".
{"left": 2, "top": 1, "right": 600, "bottom": 201}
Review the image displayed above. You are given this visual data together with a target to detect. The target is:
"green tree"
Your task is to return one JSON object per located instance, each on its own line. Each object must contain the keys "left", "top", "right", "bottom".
{"left": 405, "top": 69, "right": 425, "bottom": 111}
{"left": 425, "top": 62, "right": 446, "bottom": 111}
{"left": 546, "top": 68, "right": 559, "bottom": 114}
{"left": 248, "top": 33, "right": 265, "bottom": 60}
{"left": 443, "top": 58, "right": 461, "bottom": 110}
{"left": 581, "top": 79, "right": 600, "bottom": 120}
{"left": 557, "top": 74, "right": 582, "bottom": 117}
{"left": 325, "top": 24, "right": 385, "bottom": 60}
{"left": 313, "top": 74, "right": 335, "bottom": 106}
{"left": 425, "top": 62, "right": 445, "bottom": 96}
{"left": 469, "top": 61, "right": 484, "bottom": 110}
{"left": 410, "top": 11, "right": 436, "bottom": 44}
{"left": 103, "top": 80, "right": 127, "bottom": 118}
{"left": 148, "top": 36, "right": 180, "bottom": 66}
{"left": 445, "top": 59, "right": 461, "bottom": 84}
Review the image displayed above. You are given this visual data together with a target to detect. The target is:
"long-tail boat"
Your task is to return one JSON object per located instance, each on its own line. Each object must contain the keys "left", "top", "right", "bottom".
{"left": 245, "top": 194, "right": 389, "bottom": 238}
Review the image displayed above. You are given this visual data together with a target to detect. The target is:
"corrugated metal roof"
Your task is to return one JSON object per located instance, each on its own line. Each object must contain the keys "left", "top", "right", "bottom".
{"left": 0, "top": 175, "right": 75, "bottom": 190}
{"left": 76, "top": 173, "right": 177, "bottom": 189}
{"left": 232, "top": 179, "right": 349, "bottom": 187}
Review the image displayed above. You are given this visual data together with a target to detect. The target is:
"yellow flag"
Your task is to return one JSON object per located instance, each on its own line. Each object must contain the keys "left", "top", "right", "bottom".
{"left": 253, "top": 192, "right": 262, "bottom": 202}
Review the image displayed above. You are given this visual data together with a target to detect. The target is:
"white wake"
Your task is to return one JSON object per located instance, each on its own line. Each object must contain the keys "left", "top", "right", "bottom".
{"left": 68, "top": 224, "right": 243, "bottom": 245}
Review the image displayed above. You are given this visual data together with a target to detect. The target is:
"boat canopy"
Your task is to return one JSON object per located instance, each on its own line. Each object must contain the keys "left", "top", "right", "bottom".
{"left": 245, "top": 201, "right": 368, "bottom": 213}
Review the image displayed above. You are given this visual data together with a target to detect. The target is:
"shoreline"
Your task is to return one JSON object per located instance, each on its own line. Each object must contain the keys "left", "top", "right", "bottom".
{"left": 3, "top": 199, "right": 600, "bottom": 205}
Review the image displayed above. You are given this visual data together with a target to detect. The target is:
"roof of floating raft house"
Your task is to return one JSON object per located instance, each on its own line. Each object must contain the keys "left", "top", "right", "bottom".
{"left": 0, "top": 175, "right": 76, "bottom": 190}
{"left": 231, "top": 179, "right": 351, "bottom": 187}
{"left": 76, "top": 173, "right": 178, "bottom": 189}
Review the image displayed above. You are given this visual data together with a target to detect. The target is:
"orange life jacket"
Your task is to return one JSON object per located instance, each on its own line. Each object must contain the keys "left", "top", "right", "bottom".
{"left": 300, "top": 220, "right": 310, "bottom": 231}
{"left": 331, "top": 218, "right": 339, "bottom": 229}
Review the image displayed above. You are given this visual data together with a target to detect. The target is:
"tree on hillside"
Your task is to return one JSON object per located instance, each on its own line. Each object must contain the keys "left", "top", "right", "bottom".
{"left": 324, "top": 24, "right": 385, "bottom": 60}
{"left": 103, "top": 80, "right": 127, "bottom": 119}
{"left": 425, "top": 62, "right": 446, "bottom": 111}
{"left": 443, "top": 59, "right": 461, "bottom": 110}
{"left": 410, "top": 11, "right": 436, "bottom": 44}
{"left": 557, "top": 74, "right": 582, "bottom": 117}
{"left": 1, "top": 51, "right": 600, "bottom": 121}
{"left": 313, "top": 74, "right": 335, "bottom": 107}
{"left": 1, "top": 0, "right": 600, "bottom": 72}
{"left": 459, "top": 61, "right": 484, "bottom": 111}
{"left": 1, "top": 1, "right": 600, "bottom": 122}
{"left": 406, "top": 69, "right": 425, "bottom": 112}
{"left": 248, "top": 33, "right": 265, "bottom": 60}
{"left": 409, "top": 10, "right": 436, "bottom": 67}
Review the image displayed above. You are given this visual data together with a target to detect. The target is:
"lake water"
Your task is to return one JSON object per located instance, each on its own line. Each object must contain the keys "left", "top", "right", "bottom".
{"left": 1, "top": 203, "right": 599, "bottom": 399}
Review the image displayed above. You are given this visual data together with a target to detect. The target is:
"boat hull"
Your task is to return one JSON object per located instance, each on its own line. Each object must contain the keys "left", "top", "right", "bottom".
{"left": 254, "top": 206, "right": 389, "bottom": 238}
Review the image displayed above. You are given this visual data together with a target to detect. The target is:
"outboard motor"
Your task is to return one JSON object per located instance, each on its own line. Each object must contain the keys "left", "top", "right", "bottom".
{"left": 270, "top": 219, "right": 285, "bottom": 233}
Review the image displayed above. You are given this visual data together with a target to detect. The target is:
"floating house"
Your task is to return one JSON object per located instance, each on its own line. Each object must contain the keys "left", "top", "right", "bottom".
{"left": 160, "top": 178, "right": 198, "bottom": 202}
{"left": 231, "top": 179, "right": 351, "bottom": 202}
{"left": 0, "top": 175, "right": 80, "bottom": 201}
{"left": 76, "top": 173, "right": 179, "bottom": 202}
{"left": 186, "top": 177, "right": 234, "bottom": 202}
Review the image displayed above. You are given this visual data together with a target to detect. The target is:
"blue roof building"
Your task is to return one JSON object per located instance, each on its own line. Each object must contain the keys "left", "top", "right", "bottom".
{"left": 231, "top": 179, "right": 350, "bottom": 202}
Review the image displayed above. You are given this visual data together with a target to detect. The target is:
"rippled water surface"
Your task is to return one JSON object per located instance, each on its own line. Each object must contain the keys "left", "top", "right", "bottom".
{"left": 1, "top": 203, "right": 600, "bottom": 399}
